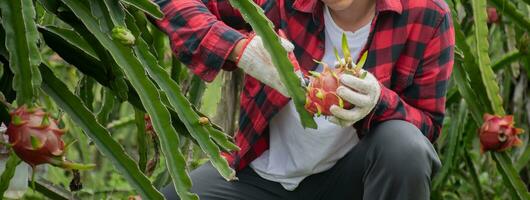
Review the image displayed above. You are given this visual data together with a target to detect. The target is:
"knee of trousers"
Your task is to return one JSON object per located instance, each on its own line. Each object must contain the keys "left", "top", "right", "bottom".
{"left": 367, "top": 120, "right": 441, "bottom": 177}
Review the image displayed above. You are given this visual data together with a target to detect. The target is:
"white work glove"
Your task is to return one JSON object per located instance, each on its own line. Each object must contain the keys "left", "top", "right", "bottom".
{"left": 237, "top": 33, "right": 294, "bottom": 97}
{"left": 329, "top": 69, "right": 381, "bottom": 127}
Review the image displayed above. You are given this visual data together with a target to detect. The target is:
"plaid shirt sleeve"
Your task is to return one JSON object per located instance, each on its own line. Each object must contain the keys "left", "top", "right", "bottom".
{"left": 152, "top": 0, "right": 247, "bottom": 82}
{"left": 364, "top": 12, "right": 455, "bottom": 142}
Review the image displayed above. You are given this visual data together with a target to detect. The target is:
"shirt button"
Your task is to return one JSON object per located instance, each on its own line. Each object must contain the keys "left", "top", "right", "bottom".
{"left": 318, "top": 44, "right": 324, "bottom": 49}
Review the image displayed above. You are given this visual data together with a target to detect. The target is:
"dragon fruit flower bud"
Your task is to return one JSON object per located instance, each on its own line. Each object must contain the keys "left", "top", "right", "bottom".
{"left": 112, "top": 26, "right": 136, "bottom": 46}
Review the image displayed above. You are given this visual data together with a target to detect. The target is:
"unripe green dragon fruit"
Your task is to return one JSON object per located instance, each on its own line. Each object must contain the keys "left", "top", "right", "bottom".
{"left": 7, "top": 106, "right": 94, "bottom": 170}
{"left": 305, "top": 33, "right": 368, "bottom": 116}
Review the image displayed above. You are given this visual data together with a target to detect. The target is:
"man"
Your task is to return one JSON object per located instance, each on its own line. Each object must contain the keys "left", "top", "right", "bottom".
{"left": 153, "top": 0, "right": 454, "bottom": 199}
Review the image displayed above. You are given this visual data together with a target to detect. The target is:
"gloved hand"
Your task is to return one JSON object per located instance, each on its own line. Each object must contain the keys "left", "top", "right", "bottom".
{"left": 329, "top": 69, "right": 381, "bottom": 127}
{"left": 236, "top": 33, "right": 294, "bottom": 97}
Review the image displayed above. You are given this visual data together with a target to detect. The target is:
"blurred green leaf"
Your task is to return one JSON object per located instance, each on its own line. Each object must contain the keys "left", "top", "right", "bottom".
{"left": 206, "top": 125, "right": 240, "bottom": 152}
{"left": 38, "top": 25, "right": 108, "bottom": 86}
{"left": 187, "top": 75, "right": 206, "bottom": 107}
{"left": 492, "top": 50, "right": 523, "bottom": 72}
{"left": 87, "top": 0, "right": 130, "bottom": 101}
{"left": 0, "top": 153, "right": 22, "bottom": 198}
{"left": 96, "top": 88, "right": 115, "bottom": 123}
{"left": 463, "top": 140, "right": 484, "bottom": 200}
{"left": 33, "top": 179, "right": 76, "bottom": 200}
{"left": 121, "top": 0, "right": 164, "bottom": 19}
{"left": 433, "top": 101, "right": 468, "bottom": 190}
{"left": 491, "top": 152, "right": 530, "bottom": 199}
{"left": 77, "top": 76, "right": 95, "bottom": 110}
{"left": 0, "top": 0, "right": 42, "bottom": 105}
{"left": 153, "top": 169, "right": 171, "bottom": 190}
{"left": 341, "top": 33, "right": 351, "bottom": 61}
{"left": 451, "top": 52, "right": 483, "bottom": 122}
{"left": 89, "top": 0, "right": 114, "bottom": 33}
{"left": 103, "top": 0, "right": 126, "bottom": 26}
{"left": 446, "top": 0, "right": 491, "bottom": 119}
{"left": 471, "top": 0, "right": 503, "bottom": 115}
{"left": 135, "top": 109, "right": 148, "bottom": 173}
{"left": 515, "top": 142, "right": 530, "bottom": 172}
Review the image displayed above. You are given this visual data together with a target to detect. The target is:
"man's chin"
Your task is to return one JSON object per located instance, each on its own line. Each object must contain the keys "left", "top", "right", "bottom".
{"left": 321, "top": 0, "right": 354, "bottom": 11}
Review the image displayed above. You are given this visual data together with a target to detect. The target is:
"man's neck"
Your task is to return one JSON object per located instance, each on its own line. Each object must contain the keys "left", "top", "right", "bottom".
{"left": 329, "top": 0, "right": 376, "bottom": 32}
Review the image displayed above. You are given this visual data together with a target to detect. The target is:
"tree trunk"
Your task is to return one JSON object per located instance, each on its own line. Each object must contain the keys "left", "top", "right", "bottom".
{"left": 213, "top": 70, "right": 243, "bottom": 136}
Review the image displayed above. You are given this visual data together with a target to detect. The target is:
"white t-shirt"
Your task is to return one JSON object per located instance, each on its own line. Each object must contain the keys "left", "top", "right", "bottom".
{"left": 249, "top": 6, "right": 372, "bottom": 191}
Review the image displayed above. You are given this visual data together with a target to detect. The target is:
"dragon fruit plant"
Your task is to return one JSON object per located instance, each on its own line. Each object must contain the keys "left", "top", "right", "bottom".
{"left": 479, "top": 114, "right": 524, "bottom": 153}
{"left": 6, "top": 106, "right": 95, "bottom": 170}
{"left": 304, "top": 33, "right": 368, "bottom": 116}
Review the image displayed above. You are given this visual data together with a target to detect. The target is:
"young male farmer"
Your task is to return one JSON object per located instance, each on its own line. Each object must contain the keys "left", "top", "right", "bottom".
{"left": 153, "top": 0, "right": 454, "bottom": 199}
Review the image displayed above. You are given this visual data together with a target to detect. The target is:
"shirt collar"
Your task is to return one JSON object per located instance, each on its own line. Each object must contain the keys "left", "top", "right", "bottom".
{"left": 292, "top": 0, "right": 403, "bottom": 15}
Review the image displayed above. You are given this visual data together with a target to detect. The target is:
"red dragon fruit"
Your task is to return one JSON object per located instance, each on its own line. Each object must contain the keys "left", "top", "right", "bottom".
{"left": 6, "top": 106, "right": 94, "bottom": 170}
{"left": 304, "top": 33, "right": 368, "bottom": 116}
{"left": 487, "top": 7, "right": 500, "bottom": 24}
{"left": 479, "top": 114, "right": 524, "bottom": 153}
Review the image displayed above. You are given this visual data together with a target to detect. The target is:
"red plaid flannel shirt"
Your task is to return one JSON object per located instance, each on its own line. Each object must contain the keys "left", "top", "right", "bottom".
{"left": 154, "top": 0, "right": 455, "bottom": 171}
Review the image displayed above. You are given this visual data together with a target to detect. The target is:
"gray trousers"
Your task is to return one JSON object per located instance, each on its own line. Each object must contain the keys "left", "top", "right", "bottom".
{"left": 162, "top": 120, "right": 442, "bottom": 200}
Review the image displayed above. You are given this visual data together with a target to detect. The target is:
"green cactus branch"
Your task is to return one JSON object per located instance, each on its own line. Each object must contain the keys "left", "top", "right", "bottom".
{"left": 0, "top": 153, "right": 22, "bottom": 198}
{"left": 39, "top": 64, "right": 165, "bottom": 200}
{"left": 492, "top": 50, "right": 523, "bottom": 72}
{"left": 0, "top": 0, "right": 41, "bottom": 106}
{"left": 133, "top": 38, "right": 236, "bottom": 181}
{"left": 120, "top": 0, "right": 164, "bottom": 19}
{"left": 227, "top": 0, "right": 317, "bottom": 129}
{"left": 59, "top": 0, "right": 197, "bottom": 199}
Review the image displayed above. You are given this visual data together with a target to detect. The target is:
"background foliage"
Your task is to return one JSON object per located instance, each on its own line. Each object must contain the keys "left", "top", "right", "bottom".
{"left": 0, "top": 0, "right": 529, "bottom": 199}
